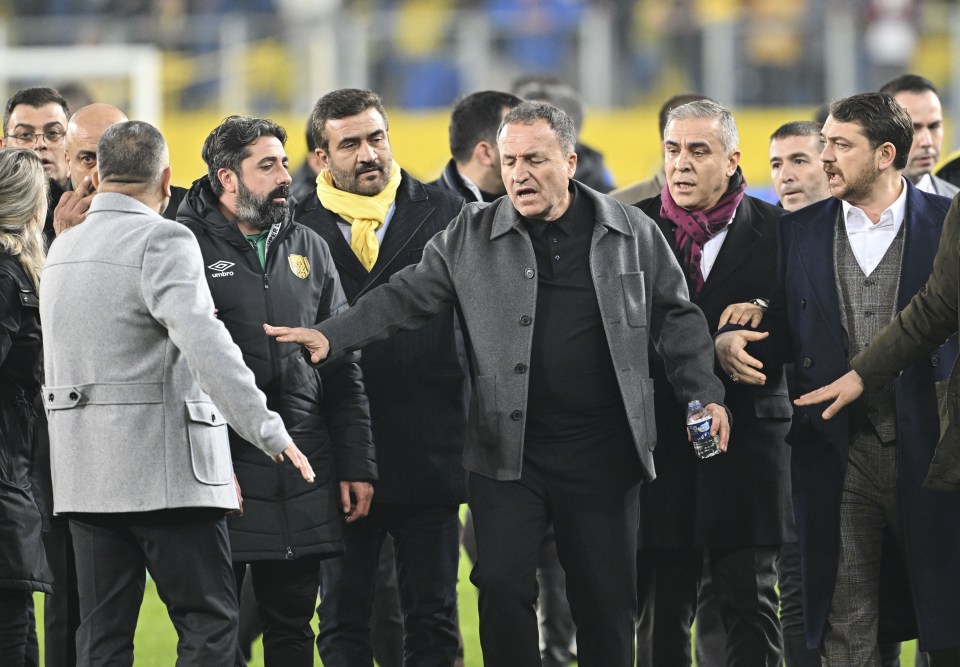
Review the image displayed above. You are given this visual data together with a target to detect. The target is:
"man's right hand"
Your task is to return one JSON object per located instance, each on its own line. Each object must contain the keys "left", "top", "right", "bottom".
{"left": 274, "top": 443, "right": 315, "bottom": 483}
{"left": 714, "top": 330, "right": 769, "bottom": 385}
{"left": 263, "top": 323, "right": 330, "bottom": 363}
{"left": 53, "top": 176, "right": 95, "bottom": 236}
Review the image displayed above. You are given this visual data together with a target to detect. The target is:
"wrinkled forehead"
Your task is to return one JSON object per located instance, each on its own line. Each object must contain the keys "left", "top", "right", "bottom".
{"left": 498, "top": 120, "right": 567, "bottom": 154}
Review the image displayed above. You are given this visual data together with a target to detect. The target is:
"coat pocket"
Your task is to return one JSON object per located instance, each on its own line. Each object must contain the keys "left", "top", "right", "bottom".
{"left": 185, "top": 401, "right": 232, "bottom": 485}
{"left": 753, "top": 394, "right": 793, "bottom": 421}
{"left": 621, "top": 273, "right": 648, "bottom": 328}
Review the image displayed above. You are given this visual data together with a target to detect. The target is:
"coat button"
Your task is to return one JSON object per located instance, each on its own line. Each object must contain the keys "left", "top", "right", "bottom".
{"left": 802, "top": 357, "right": 813, "bottom": 368}
{"left": 211, "top": 413, "right": 217, "bottom": 422}
{"left": 519, "top": 315, "right": 532, "bottom": 326}
{"left": 931, "top": 355, "right": 940, "bottom": 368}
{"left": 510, "top": 410, "right": 523, "bottom": 421}
{"left": 47, "top": 393, "right": 54, "bottom": 402}
{"left": 69, "top": 392, "right": 79, "bottom": 401}
{"left": 524, "top": 268, "right": 535, "bottom": 279}
{"left": 514, "top": 363, "right": 527, "bottom": 374}
{"left": 801, "top": 299, "right": 806, "bottom": 309}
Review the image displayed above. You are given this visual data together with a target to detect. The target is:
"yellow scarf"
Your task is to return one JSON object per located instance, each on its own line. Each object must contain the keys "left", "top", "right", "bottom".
{"left": 315, "top": 160, "right": 402, "bottom": 271}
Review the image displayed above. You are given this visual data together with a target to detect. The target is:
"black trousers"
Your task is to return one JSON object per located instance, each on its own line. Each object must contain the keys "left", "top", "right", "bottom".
{"left": 317, "top": 503, "right": 461, "bottom": 667}
{"left": 636, "top": 545, "right": 782, "bottom": 667}
{"left": 69, "top": 509, "right": 238, "bottom": 667}
{"left": 468, "top": 433, "right": 643, "bottom": 667}
{"left": 0, "top": 589, "right": 38, "bottom": 667}
{"left": 233, "top": 554, "right": 322, "bottom": 667}
{"left": 42, "top": 516, "right": 80, "bottom": 667}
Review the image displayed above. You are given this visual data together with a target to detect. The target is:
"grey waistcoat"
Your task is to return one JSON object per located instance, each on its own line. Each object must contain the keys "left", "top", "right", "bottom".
{"left": 834, "top": 210, "right": 904, "bottom": 444}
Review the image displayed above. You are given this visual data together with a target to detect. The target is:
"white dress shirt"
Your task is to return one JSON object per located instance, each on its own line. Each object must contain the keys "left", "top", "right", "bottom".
{"left": 915, "top": 173, "right": 936, "bottom": 195}
{"left": 700, "top": 205, "right": 739, "bottom": 281}
{"left": 840, "top": 179, "right": 908, "bottom": 276}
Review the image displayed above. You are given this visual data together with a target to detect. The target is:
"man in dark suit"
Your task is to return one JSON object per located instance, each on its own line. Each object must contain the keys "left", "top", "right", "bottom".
{"left": 294, "top": 88, "right": 468, "bottom": 666}
{"left": 432, "top": 89, "right": 521, "bottom": 204}
{"left": 635, "top": 99, "right": 791, "bottom": 666}
{"left": 718, "top": 92, "right": 960, "bottom": 664}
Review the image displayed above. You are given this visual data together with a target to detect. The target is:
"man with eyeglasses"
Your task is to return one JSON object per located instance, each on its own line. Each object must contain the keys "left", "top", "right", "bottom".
{"left": 2, "top": 87, "right": 70, "bottom": 189}
{"left": 1, "top": 87, "right": 70, "bottom": 244}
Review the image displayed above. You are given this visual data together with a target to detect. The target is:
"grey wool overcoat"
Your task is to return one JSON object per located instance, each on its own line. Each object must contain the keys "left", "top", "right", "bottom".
{"left": 40, "top": 193, "right": 292, "bottom": 514}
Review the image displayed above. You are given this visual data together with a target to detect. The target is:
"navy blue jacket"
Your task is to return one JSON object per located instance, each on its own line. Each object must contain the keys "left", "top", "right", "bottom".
{"left": 764, "top": 181, "right": 960, "bottom": 651}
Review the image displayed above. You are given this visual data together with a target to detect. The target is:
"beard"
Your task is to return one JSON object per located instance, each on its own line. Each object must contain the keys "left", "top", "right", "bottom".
{"left": 828, "top": 161, "right": 881, "bottom": 203}
{"left": 329, "top": 158, "right": 392, "bottom": 196}
{"left": 235, "top": 179, "right": 290, "bottom": 230}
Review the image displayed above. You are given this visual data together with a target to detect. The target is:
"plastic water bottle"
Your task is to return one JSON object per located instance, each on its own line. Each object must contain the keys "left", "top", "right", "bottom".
{"left": 687, "top": 400, "right": 721, "bottom": 459}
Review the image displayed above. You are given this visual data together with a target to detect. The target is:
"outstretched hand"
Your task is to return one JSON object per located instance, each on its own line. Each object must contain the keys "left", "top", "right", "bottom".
{"left": 263, "top": 323, "right": 330, "bottom": 363}
{"left": 793, "top": 370, "right": 865, "bottom": 420}
{"left": 273, "top": 442, "right": 316, "bottom": 483}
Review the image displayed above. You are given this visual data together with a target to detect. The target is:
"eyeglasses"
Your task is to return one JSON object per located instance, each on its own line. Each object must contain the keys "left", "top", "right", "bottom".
{"left": 6, "top": 129, "right": 65, "bottom": 146}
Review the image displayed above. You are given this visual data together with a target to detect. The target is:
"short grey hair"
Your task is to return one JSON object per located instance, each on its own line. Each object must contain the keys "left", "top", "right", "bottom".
{"left": 97, "top": 121, "right": 168, "bottom": 191}
{"left": 498, "top": 101, "right": 577, "bottom": 155}
{"left": 666, "top": 100, "right": 739, "bottom": 153}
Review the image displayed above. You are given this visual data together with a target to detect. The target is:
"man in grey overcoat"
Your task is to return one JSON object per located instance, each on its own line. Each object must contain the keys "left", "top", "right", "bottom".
{"left": 266, "top": 102, "right": 730, "bottom": 667}
{"left": 40, "top": 120, "right": 315, "bottom": 667}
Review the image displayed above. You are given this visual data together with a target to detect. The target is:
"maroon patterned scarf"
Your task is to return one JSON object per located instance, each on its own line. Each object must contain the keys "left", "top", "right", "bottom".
{"left": 660, "top": 168, "right": 746, "bottom": 296}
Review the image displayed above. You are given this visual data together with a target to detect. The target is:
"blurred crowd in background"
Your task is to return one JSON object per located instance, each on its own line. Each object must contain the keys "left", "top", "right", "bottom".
{"left": 0, "top": 0, "right": 948, "bottom": 111}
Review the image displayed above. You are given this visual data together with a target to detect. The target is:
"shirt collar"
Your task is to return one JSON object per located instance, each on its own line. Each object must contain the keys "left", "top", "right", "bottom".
{"left": 915, "top": 172, "right": 935, "bottom": 194}
{"left": 457, "top": 170, "right": 484, "bottom": 203}
{"left": 523, "top": 186, "right": 576, "bottom": 239}
{"left": 840, "top": 177, "right": 908, "bottom": 234}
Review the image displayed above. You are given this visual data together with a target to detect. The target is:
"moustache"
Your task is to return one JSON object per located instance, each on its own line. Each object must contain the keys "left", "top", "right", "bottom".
{"left": 268, "top": 185, "right": 291, "bottom": 200}
{"left": 355, "top": 161, "right": 383, "bottom": 176}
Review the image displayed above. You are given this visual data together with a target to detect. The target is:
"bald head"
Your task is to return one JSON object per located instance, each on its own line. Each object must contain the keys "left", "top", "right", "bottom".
{"left": 65, "top": 103, "right": 128, "bottom": 188}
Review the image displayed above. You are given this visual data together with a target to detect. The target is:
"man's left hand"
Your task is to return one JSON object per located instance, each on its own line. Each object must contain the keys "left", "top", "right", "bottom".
{"left": 704, "top": 403, "right": 731, "bottom": 452}
{"left": 340, "top": 481, "right": 374, "bottom": 524}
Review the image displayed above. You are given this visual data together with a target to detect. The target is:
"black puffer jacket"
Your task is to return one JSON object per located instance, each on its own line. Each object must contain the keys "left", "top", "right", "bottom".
{"left": 178, "top": 178, "right": 377, "bottom": 561}
{"left": 0, "top": 254, "right": 51, "bottom": 593}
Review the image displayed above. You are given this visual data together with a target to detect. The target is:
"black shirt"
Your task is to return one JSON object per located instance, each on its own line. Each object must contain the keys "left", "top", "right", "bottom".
{"left": 522, "top": 186, "right": 628, "bottom": 443}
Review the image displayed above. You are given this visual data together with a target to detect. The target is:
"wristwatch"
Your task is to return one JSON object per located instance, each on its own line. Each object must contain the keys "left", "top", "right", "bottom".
{"left": 749, "top": 297, "right": 770, "bottom": 312}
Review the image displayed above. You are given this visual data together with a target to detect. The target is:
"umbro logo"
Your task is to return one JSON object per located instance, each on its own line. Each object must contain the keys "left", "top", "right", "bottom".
{"left": 208, "top": 260, "right": 235, "bottom": 278}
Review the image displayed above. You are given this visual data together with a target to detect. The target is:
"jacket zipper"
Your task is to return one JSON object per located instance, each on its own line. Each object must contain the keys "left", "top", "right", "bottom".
{"left": 261, "top": 243, "right": 295, "bottom": 560}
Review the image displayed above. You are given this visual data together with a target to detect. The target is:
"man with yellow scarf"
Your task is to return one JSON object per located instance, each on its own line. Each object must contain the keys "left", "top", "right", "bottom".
{"left": 295, "top": 89, "right": 468, "bottom": 667}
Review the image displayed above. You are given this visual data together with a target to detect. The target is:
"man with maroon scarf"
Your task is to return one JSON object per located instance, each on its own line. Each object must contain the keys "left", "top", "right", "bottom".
{"left": 633, "top": 99, "right": 791, "bottom": 666}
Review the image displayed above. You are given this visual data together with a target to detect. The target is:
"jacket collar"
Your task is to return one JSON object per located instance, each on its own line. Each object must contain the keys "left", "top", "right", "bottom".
{"left": 87, "top": 192, "right": 163, "bottom": 218}
{"left": 489, "top": 180, "right": 634, "bottom": 239}
{"left": 294, "top": 170, "right": 436, "bottom": 296}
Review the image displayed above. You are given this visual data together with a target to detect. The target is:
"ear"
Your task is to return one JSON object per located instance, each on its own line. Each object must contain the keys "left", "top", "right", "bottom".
{"left": 161, "top": 165, "right": 172, "bottom": 198}
{"left": 217, "top": 167, "right": 238, "bottom": 195}
{"left": 877, "top": 142, "right": 897, "bottom": 171}
{"left": 91, "top": 168, "right": 101, "bottom": 190}
{"left": 727, "top": 149, "right": 742, "bottom": 177}
{"left": 315, "top": 147, "right": 330, "bottom": 172}
{"left": 307, "top": 150, "right": 324, "bottom": 173}
{"left": 566, "top": 150, "right": 578, "bottom": 179}
{"left": 473, "top": 141, "right": 496, "bottom": 168}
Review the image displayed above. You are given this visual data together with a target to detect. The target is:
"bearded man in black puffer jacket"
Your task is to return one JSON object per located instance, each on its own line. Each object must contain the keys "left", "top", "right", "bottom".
{"left": 178, "top": 115, "right": 378, "bottom": 667}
